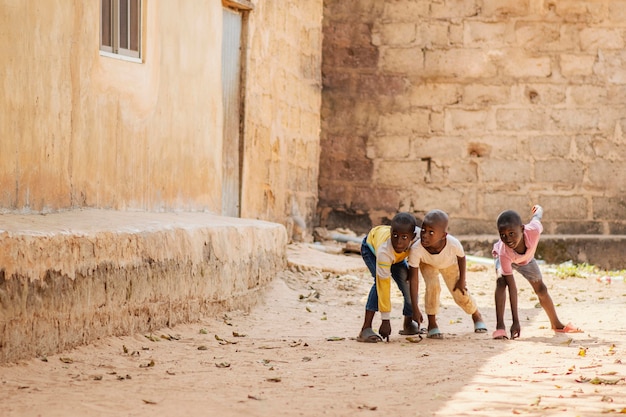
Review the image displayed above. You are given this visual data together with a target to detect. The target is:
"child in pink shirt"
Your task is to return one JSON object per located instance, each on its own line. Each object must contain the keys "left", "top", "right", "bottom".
{"left": 492, "top": 205, "right": 582, "bottom": 339}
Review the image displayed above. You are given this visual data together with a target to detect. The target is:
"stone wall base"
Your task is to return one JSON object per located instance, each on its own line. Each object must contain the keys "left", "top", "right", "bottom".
{"left": 460, "top": 235, "right": 626, "bottom": 271}
{"left": 0, "top": 210, "right": 287, "bottom": 363}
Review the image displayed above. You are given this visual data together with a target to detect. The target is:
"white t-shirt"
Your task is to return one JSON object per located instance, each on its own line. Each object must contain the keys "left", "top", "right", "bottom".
{"left": 408, "top": 235, "right": 465, "bottom": 269}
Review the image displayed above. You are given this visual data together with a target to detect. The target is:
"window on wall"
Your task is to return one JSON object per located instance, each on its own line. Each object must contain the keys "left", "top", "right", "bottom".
{"left": 100, "top": 0, "right": 142, "bottom": 61}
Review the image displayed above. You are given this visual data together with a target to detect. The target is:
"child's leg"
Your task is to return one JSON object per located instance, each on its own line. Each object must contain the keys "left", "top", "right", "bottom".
{"left": 494, "top": 275, "right": 508, "bottom": 331}
{"left": 420, "top": 263, "right": 441, "bottom": 331}
{"left": 515, "top": 260, "right": 565, "bottom": 330}
{"left": 505, "top": 275, "right": 519, "bottom": 338}
{"left": 391, "top": 262, "right": 420, "bottom": 334}
{"left": 439, "top": 264, "right": 483, "bottom": 324}
{"left": 360, "top": 239, "right": 378, "bottom": 330}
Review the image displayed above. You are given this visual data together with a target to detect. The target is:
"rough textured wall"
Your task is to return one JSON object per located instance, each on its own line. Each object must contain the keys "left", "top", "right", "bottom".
{"left": 0, "top": 211, "right": 287, "bottom": 363}
{"left": 319, "top": 0, "right": 626, "bottom": 235}
{"left": 0, "top": 2, "right": 223, "bottom": 212}
{"left": 241, "top": 0, "right": 323, "bottom": 240}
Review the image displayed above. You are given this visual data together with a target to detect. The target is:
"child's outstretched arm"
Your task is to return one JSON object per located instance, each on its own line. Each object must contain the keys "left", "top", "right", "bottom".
{"left": 505, "top": 274, "right": 520, "bottom": 338}
{"left": 453, "top": 256, "right": 467, "bottom": 294}
{"left": 409, "top": 266, "right": 423, "bottom": 325}
{"left": 532, "top": 204, "right": 543, "bottom": 221}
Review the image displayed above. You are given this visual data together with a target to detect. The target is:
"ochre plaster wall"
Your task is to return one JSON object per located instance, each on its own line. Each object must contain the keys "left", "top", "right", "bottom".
{"left": 319, "top": 0, "right": 626, "bottom": 235}
{"left": 0, "top": 1, "right": 223, "bottom": 212}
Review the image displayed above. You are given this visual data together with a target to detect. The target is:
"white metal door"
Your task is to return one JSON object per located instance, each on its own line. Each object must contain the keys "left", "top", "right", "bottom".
{"left": 221, "top": 8, "right": 242, "bottom": 217}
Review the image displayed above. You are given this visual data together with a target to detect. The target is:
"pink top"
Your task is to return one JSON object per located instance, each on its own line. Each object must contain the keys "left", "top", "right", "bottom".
{"left": 492, "top": 219, "right": 543, "bottom": 275}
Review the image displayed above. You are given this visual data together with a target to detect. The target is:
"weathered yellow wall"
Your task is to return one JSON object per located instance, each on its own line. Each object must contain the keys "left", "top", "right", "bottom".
{"left": 240, "top": 0, "right": 323, "bottom": 238}
{"left": 0, "top": 1, "right": 325, "bottom": 233}
{"left": 0, "top": 1, "right": 223, "bottom": 212}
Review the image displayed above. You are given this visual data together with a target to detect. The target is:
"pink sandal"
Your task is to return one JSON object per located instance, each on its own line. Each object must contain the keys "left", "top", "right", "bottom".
{"left": 492, "top": 329, "right": 508, "bottom": 339}
{"left": 554, "top": 322, "right": 583, "bottom": 333}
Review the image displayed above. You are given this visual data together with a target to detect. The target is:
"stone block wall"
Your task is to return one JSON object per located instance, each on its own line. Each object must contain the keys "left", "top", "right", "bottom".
{"left": 319, "top": 0, "right": 626, "bottom": 236}
{"left": 241, "top": 0, "right": 323, "bottom": 240}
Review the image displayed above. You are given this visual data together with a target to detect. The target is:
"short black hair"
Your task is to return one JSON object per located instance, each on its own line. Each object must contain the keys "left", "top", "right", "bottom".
{"left": 391, "top": 212, "right": 418, "bottom": 233}
{"left": 497, "top": 210, "right": 523, "bottom": 227}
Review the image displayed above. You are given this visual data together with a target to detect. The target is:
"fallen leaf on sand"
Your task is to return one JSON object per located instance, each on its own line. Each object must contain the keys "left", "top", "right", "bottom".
{"left": 326, "top": 336, "right": 345, "bottom": 341}
{"left": 215, "top": 335, "right": 237, "bottom": 345}
{"left": 406, "top": 336, "right": 423, "bottom": 343}
{"left": 266, "top": 377, "right": 281, "bottom": 382}
{"left": 215, "top": 362, "right": 230, "bottom": 368}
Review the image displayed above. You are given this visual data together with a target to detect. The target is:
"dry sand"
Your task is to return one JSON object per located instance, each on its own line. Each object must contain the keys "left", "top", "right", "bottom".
{"left": 2, "top": 243, "right": 625, "bottom": 416}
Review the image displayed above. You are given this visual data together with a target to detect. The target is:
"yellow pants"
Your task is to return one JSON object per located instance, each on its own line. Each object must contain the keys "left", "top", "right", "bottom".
{"left": 420, "top": 263, "right": 478, "bottom": 316}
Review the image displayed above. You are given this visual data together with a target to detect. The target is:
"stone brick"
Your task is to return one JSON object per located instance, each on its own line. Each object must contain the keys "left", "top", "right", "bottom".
{"left": 528, "top": 135, "right": 572, "bottom": 158}
{"left": 430, "top": 0, "right": 480, "bottom": 19}
{"left": 559, "top": 54, "right": 596, "bottom": 77}
{"left": 319, "top": 133, "right": 369, "bottom": 165}
{"left": 462, "top": 84, "right": 511, "bottom": 105}
{"left": 366, "top": 136, "right": 411, "bottom": 159}
{"left": 550, "top": 109, "right": 599, "bottom": 131}
{"left": 595, "top": 50, "right": 626, "bottom": 84}
{"left": 411, "top": 136, "right": 470, "bottom": 159}
{"left": 514, "top": 22, "right": 560, "bottom": 50}
{"left": 608, "top": 0, "right": 626, "bottom": 22}
{"left": 377, "top": 110, "right": 430, "bottom": 135}
{"left": 499, "top": 51, "right": 552, "bottom": 78}
{"left": 429, "top": 111, "right": 446, "bottom": 133}
{"left": 324, "top": 22, "right": 373, "bottom": 48}
{"left": 496, "top": 108, "right": 548, "bottom": 131}
{"left": 424, "top": 49, "right": 497, "bottom": 78}
{"left": 591, "top": 196, "right": 626, "bottom": 221}
{"left": 448, "top": 23, "right": 465, "bottom": 46}
{"left": 409, "top": 83, "right": 461, "bottom": 107}
{"left": 380, "top": 46, "right": 424, "bottom": 73}
{"left": 410, "top": 188, "right": 464, "bottom": 213}
{"left": 356, "top": 74, "right": 407, "bottom": 96}
{"left": 445, "top": 109, "right": 490, "bottom": 132}
{"left": 588, "top": 161, "right": 626, "bottom": 191}
{"left": 554, "top": 221, "right": 604, "bottom": 234}
{"left": 512, "top": 84, "right": 566, "bottom": 105}
{"left": 480, "top": 135, "right": 526, "bottom": 158}
{"left": 567, "top": 85, "right": 607, "bottom": 106}
{"left": 325, "top": 0, "right": 385, "bottom": 23}
{"left": 447, "top": 161, "right": 478, "bottom": 183}
{"left": 483, "top": 193, "right": 531, "bottom": 220}
{"left": 480, "top": 159, "right": 532, "bottom": 183}
{"left": 535, "top": 160, "right": 583, "bottom": 183}
{"left": 579, "top": 28, "right": 625, "bottom": 52}
{"left": 374, "top": 160, "right": 428, "bottom": 185}
{"left": 418, "top": 21, "right": 453, "bottom": 48}
{"left": 539, "top": 196, "right": 588, "bottom": 220}
{"left": 481, "top": 0, "right": 529, "bottom": 17}
{"left": 550, "top": 1, "right": 607, "bottom": 23}
{"left": 372, "top": 22, "right": 418, "bottom": 46}
{"left": 464, "top": 22, "right": 509, "bottom": 48}
{"left": 351, "top": 186, "right": 401, "bottom": 212}
{"left": 323, "top": 45, "right": 379, "bottom": 69}
{"left": 382, "top": 0, "right": 430, "bottom": 21}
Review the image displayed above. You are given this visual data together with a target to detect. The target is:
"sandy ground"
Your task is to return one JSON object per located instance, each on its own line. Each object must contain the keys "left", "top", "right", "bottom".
{"left": 2, "top": 242, "right": 625, "bottom": 417}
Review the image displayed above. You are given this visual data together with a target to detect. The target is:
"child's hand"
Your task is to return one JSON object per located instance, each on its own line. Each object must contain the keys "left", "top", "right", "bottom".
{"left": 412, "top": 309, "right": 423, "bottom": 325}
{"left": 532, "top": 205, "right": 543, "bottom": 219}
{"left": 453, "top": 280, "right": 467, "bottom": 295}
{"left": 379, "top": 320, "right": 391, "bottom": 341}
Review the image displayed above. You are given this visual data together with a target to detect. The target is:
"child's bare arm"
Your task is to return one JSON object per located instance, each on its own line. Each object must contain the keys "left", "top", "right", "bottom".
{"left": 531, "top": 204, "right": 543, "bottom": 221}
{"left": 454, "top": 256, "right": 467, "bottom": 294}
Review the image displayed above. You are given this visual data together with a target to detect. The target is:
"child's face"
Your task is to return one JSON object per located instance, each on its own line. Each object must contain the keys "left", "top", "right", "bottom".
{"left": 498, "top": 223, "right": 525, "bottom": 251}
{"left": 390, "top": 225, "right": 415, "bottom": 253}
{"left": 420, "top": 220, "right": 446, "bottom": 249}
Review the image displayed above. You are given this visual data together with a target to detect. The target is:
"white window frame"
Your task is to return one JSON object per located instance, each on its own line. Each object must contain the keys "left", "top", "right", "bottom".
{"left": 100, "top": 0, "right": 142, "bottom": 63}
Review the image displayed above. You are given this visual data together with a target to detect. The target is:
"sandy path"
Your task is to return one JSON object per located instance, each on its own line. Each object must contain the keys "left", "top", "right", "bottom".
{"left": 1, "top": 243, "right": 625, "bottom": 416}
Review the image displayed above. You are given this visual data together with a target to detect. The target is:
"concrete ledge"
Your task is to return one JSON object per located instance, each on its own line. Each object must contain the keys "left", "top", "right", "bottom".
{"left": 0, "top": 210, "right": 287, "bottom": 363}
{"left": 459, "top": 234, "right": 626, "bottom": 270}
